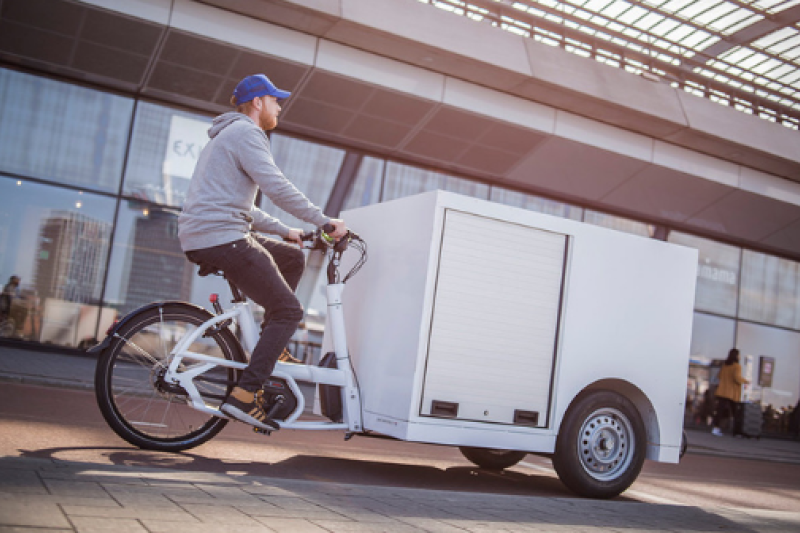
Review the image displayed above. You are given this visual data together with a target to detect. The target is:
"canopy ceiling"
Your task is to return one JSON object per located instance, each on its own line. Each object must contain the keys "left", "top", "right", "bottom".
{"left": 422, "top": 0, "right": 800, "bottom": 129}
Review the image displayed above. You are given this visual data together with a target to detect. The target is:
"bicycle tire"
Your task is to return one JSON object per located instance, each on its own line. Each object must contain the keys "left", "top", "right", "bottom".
{"left": 95, "top": 302, "right": 245, "bottom": 452}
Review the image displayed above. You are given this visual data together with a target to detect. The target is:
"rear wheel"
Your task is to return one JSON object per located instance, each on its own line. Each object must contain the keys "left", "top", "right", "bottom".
{"left": 553, "top": 390, "right": 646, "bottom": 498}
{"left": 95, "top": 303, "right": 244, "bottom": 452}
{"left": 460, "top": 447, "right": 527, "bottom": 470}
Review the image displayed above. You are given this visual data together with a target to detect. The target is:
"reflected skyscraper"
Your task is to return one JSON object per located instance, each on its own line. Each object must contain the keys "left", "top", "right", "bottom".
{"left": 123, "top": 205, "right": 193, "bottom": 315}
{"left": 34, "top": 210, "right": 111, "bottom": 304}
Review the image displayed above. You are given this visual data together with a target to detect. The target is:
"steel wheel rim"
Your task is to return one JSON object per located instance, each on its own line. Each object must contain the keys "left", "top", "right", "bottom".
{"left": 577, "top": 407, "right": 635, "bottom": 481}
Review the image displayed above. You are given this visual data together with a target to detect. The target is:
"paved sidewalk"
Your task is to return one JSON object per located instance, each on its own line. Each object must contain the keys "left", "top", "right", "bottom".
{"left": 2, "top": 455, "right": 799, "bottom": 533}
{"left": 2, "top": 344, "right": 799, "bottom": 466}
{"left": 2, "top": 344, "right": 800, "bottom": 531}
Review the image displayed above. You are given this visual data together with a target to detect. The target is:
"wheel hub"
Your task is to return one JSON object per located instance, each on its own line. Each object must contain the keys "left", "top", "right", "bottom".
{"left": 577, "top": 408, "right": 635, "bottom": 481}
{"left": 152, "top": 367, "right": 187, "bottom": 397}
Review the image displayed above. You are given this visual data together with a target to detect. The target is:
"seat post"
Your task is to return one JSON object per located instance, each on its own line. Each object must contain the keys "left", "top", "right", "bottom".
{"left": 227, "top": 278, "right": 246, "bottom": 303}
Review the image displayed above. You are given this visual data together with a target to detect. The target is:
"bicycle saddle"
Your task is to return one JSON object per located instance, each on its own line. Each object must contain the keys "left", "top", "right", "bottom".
{"left": 195, "top": 262, "right": 223, "bottom": 278}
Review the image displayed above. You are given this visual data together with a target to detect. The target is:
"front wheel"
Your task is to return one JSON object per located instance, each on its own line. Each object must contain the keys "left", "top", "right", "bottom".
{"left": 460, "top": 447, "right": 527, "bottom": 470}
{"left": 95, "top": 303, "right": 245, "bottom": 452}
{"left": 552, "top": 390, "right": 646, "bottom": 498}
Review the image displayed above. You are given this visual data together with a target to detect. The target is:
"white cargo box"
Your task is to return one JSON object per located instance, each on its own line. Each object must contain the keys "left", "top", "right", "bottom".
{"left": 336, "top": 190, "right": 697, "bottom": 463}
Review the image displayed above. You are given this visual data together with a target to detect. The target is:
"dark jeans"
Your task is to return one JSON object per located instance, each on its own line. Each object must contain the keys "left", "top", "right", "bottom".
{"left": 186, "top": 233, "right": 305, "bottom": 392}
{"left": 713, "top": 397, "right": 738, "bottom": 428}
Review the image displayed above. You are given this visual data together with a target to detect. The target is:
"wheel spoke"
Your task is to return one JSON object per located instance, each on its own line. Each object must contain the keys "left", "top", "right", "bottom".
{"left": 96, "top": 305, "right": 240, "bottom": 451}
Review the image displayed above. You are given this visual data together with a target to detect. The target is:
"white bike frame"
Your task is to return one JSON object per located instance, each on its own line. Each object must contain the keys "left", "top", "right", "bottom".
{"left": 160, "top": 252, "right": 363, "bottom": 432}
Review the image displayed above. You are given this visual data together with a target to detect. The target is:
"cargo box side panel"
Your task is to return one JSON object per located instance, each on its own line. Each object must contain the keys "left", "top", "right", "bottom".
{"left": 339, "top": 192, "right": 441, "bottom": 437}
{"left": 550, "top": 227, "right": 698, "bottom": 461}
{"left": 420, "top": 210, "right": 568, "bottom": 427}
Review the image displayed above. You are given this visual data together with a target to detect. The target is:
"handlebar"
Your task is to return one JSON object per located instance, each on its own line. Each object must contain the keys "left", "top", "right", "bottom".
{"left": 300, "top": 224, "right": 362, "bottom": 253}
{"left": 299, "top": 224, "right": 367, "bottom": 284}
{"left": 300, "top": 222, "right": 336, "bottom": 246}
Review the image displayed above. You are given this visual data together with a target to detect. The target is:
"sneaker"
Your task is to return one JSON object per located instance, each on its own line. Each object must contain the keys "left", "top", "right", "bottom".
{"left": 711, "top": 427, "right": 723, "bottom": 437}
{"left": 220, "top": 386, "right": 279, "bottom": 431}
{"left": 278, "top": 348, "right": 302, "bottom": 364}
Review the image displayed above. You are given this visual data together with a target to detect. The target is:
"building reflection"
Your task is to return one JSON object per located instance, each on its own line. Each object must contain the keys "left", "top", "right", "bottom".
{"left": 121, "top": 203, "right": 193, "bottom": 316}
{"left": 18, "top": 211, "right": 113, "bottom": 346}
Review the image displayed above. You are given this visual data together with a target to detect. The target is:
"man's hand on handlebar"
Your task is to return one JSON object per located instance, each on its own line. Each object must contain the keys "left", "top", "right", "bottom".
{"left": 326, "top": 218, "right": 347, "bottom": 240}
{"left": 285, "top": 228, "right": 304, "bottom": 247}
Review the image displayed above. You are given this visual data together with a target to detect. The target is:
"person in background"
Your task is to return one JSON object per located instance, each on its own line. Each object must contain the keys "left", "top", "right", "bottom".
{"left": 0, "top": 275, "right": 20, "bottom": 316}
{"left": 711, "top": 348, "right": 750, "bottom": 437}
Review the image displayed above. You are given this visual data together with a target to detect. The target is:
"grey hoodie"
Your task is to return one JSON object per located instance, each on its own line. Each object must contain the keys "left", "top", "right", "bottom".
{"left": 178, "top": 113, "right": 330, "bottom": 252}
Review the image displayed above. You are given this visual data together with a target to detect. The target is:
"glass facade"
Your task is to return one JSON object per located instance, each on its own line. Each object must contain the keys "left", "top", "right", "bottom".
{"left": 583, "top": 209, "right": 654, "bottom": 237}
{"left": 740, "top": 250, "right": 800, "bottom": 330}
{"left": 1, "top": 67, "right": 799, "bottom": 435}
{"left": 381, "top": 162, "right": 491, "bottom": 202}
{"left": 490, "top": 186, "right": 583, "bottom": 220}
{"left": 669, "top": 231, "right": 741, "bottom": 317}
{"left": 260, "top": 135, "right": 345, "bottom": 230}
{"left": 124, "top": 101, "right": 212, "bottom": 206}
{"left": 0, "top": 68, "right": 132, "bottom": 193}
{"left": 0, "top": 176, "right": 117, "bottom": 346}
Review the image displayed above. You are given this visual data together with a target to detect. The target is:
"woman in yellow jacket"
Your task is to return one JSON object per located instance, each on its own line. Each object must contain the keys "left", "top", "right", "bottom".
{"left": 711, "top": 348, "right": 750, "bottom": 437}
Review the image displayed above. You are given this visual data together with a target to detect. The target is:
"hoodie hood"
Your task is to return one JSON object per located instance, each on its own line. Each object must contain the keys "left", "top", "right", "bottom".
{"left": 208, "top": 112, "right": 253, "bottom": 139}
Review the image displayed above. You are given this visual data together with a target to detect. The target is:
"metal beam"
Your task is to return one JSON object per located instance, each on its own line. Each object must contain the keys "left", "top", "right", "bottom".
{"left": 701, "top": 4, "right": 800, "bottom": 59}
{"left": 324, "top": 152, "right": 363, "bottom": 218}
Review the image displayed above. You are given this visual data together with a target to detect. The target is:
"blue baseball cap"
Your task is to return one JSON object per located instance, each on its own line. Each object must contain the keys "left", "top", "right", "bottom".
{"left": 232, "top": 74, "right": 291, "bottom": 105}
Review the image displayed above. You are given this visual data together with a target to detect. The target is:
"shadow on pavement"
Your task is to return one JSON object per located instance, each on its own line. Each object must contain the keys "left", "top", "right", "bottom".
{"left": 4, "top": 452, "right": 784, "bottom": 533}
{"left": 19, "top": 445, "right": 576, "bottom": 498}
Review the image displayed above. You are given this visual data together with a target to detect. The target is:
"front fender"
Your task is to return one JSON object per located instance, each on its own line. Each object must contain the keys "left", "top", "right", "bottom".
{"left": 87, "top": 301, "right": 212, "bottom": 355}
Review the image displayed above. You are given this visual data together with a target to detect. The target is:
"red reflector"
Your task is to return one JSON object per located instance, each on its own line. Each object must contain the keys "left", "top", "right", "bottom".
{"left": 106, "top": 320, "right": 119, "bottom": 335}
{"left": 210, "top": 293, "right": 218, "bottom": 304}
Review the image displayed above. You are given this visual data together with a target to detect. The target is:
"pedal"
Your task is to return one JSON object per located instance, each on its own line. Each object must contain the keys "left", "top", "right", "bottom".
{"left": 265, "top": 395, "right": 286, "bottom": 419}
{"left": 253, "top": 427, "right": 271, "bottom": 436}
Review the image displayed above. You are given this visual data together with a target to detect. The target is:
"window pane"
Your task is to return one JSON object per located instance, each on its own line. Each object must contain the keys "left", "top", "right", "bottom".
{"left": 259, "top": 134, "right": 345, "bottom": 230}
{"left": 736, "top": 321, "right": 800, "bottom": 413}
{"left": 739, "top": 249, "right": 800, "bottom": 329}
{"left": 669, "top": 231, "right": 741, "bottom": 316}
{"left": 0, "top": 176, "right": 116, "bottom": 347}
{"left": 342, "top": 157, "right": 385, "bottom": 211}
{"left": 583, "top": 209, "right": 654, "bottom": 237}
{"left": 490, "top": 186, "right": 583, "bottom": 220}
{"left": 0, "top": 68, "right": 132, "bottom": 192}
{"left": 381, "top": 162, "right": 489, "bottom": 201}
{"left": 103, "top": 202, "right": 194, "bottom": 317}
{"left": 685, "top": 312, "right": 737, "bottom": 428}
{"left": 124, "top": 101, "right": 212, "bottom": 206}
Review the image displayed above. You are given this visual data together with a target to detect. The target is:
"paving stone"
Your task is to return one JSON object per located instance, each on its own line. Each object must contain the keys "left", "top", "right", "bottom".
{"left": 69, "top": 516, "right": 148, "bottom": 532}
{"left": 260, "top": 495, "right": 336, "bottom": 512}
{"left": 0, "top": 493, "right": 119, "bottom": 507}
{"left": 310, "top": 519, "right": 427, "bottom": 532}
{"left": 0, "top": 526, "right": 75, "bottom": 533}
{"left": 0, "top": 457, "right": 57, "bottom": 471}
{"left": 178, "top": 503, "right": 263, "bottom": 526}
{"left": 251, "top": 517, "right": 330, "bottom": 532}
{"left": 194, "top": 484, "right": 268, "bottom": 506}
{"left": 61, "top": 504, "right": 198, "bottom": 522}
{"left": 41, "top": 472, "right": 147, "bottom": 487}
{"left": 243, "top": 485, "right": 308, "bottom": 498}
{"left": 0, "top": 469, "right": 47, "bottom": 495}
{"left": 0, "top": 501, "right": 70, "bottom": 529}
{"left": 240, "top": 506, "right": 348, "bottom": 520}
{"left": 394, "top": 517, "right": 475, "bottom": 533}
{"left": 107, "top": 494, "right": 184, "bottom": 508}
{"left": 42, "top": 479, "right": 107, "bottom": 498}
{"left": 140, "top": 523, "right": 273, "bottom": 533}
